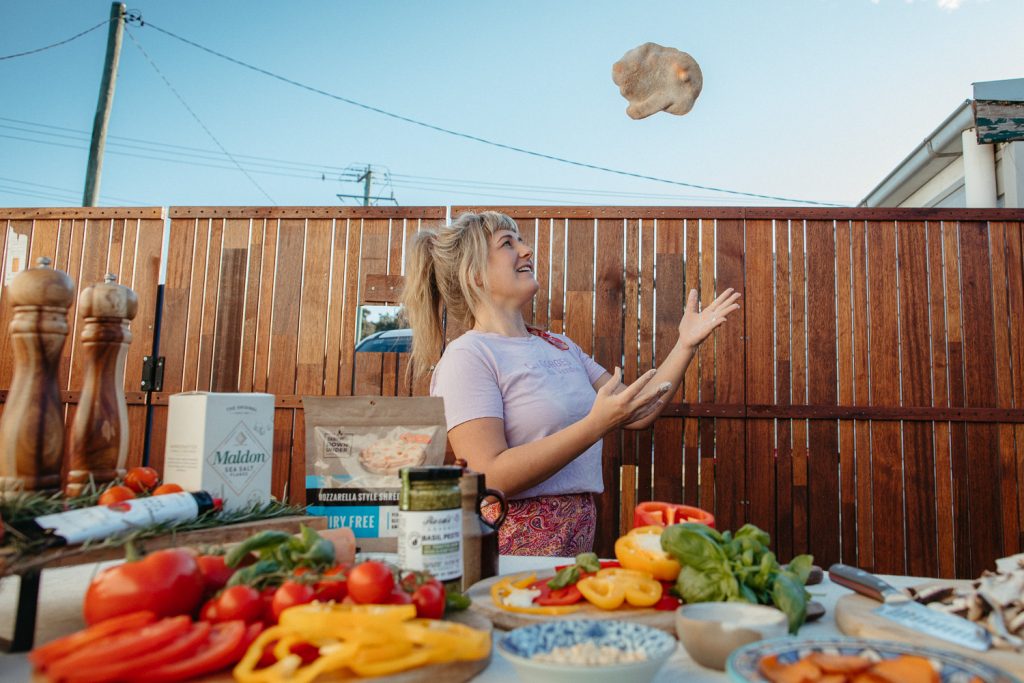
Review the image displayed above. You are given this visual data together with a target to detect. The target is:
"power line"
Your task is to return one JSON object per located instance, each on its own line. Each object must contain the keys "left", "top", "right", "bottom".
{"left": 0, "top": 19, "right": 110, "bottom": 61}
{"left": 0, "top": 175, "right": 150, "bottom": 205}
{"left": 124, "top": 26, "right": 276, "bottom": 204}
{"left": 137, "top": 18, "right": 843, "bottom": 207}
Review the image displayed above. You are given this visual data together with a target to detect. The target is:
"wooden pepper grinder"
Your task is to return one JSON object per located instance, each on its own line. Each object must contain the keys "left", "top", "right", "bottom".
{"left": 65, "top": 273, "right": 138, "bottom": 496}
{"left": 0, "top": 257, "right": 75, "bottom": 492}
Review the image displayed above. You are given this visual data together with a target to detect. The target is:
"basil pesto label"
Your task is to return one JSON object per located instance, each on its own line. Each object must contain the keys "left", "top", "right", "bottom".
{"left": 397, "top": 509, "right": 463, "bottom": 581}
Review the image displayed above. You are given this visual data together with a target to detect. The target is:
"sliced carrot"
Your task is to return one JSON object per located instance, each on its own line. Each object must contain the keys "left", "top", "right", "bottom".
{"left": 869, "top": 655, "right": 939, "bottom": 683}
{"left": 808, "top": 653, "right": 874, "bottom": 675}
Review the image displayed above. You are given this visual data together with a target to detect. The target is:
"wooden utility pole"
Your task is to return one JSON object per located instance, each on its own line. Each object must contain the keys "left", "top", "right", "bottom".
{"left": 358, "top": 166, "right": 373, "bottom": 206}
{"left": 82, "top": 2, "right": 125, "bottom": 207}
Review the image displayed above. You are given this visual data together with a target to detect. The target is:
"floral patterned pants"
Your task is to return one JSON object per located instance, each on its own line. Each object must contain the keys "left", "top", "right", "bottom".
{"left": 482, "top": 492, "right": 596, "bottom": 556}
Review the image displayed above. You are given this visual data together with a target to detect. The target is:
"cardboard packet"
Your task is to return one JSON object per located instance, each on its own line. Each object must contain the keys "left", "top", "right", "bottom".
{"left": 302, "top": 396, "right": 446, "bottom": 540}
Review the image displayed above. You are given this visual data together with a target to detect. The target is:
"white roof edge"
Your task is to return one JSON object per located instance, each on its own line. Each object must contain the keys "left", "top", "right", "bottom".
{"left": 859, "top": 100, "right": 973, "bottom": 207}
{"left": 973, "top": 78, "right": 1024, "bottom": 102}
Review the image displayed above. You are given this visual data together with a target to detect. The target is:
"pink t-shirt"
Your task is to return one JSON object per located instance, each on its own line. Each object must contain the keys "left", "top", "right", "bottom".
{"left": 430, "top": 330, "right": 607, "bottom": 499}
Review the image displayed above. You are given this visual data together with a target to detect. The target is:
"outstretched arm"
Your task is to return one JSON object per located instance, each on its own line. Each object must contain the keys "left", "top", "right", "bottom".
{"left": 592, "top": 287, "right": 741, "bottom": 430}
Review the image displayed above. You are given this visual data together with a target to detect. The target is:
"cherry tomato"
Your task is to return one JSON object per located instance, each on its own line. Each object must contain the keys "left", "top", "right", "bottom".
{"left": 152, "top": 483, "right": 184, "bottom": 496}
{"left": 313, "top": 564, "right": 348, "bottom": 602}
{"left": 123, "top": 466, "right": 160, "bottom": 494}
{"left": 206, "top": 585, "right": 264, "bottom": 624}
{"left": 98, "top": 485, "right": 136, "bottom": 506}
{"left": 346, "top": 561, "right": 395, "bottom": 604}
{"left": 196, "top": 555, "right": 235, "bottom": 595}
{"left": 386, "top": 588, "right": 413, "bottom": 605}
{"left": 270, "top": 581, "right": 316, "bottom": 622}
{"left": 411, "top": 582, "right": 446, "bottom": 619}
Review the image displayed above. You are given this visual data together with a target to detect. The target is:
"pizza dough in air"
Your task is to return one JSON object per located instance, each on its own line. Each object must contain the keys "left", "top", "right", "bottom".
{"left": 612, "top": 42, "right": 703, "bottom": 120}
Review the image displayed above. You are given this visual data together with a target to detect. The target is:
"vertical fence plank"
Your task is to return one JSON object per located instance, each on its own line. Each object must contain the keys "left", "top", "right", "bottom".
{"left": 868, "top": 221, "right": 905, "bottom": 575}
{"left": 927, "top": 221, "right": 955, "bottom": 578}
{"left": 565, "top": 218, "right": 595, "bottom": 355}
{"left": 774, "top": 220, "right": 793, "bottom": 560}
{"left": 745, "top": 220, "right": 775, "bottom": 536}
{"left": 621, "top": 218, "right": 640, "bottom": 531}
{"left": 698, "top": 219, "right": 717, "bottom": 517}
{"left": 638, "top": 220, "right": 656, "bottom": 502}
{"left": 851, "top": 220, "right": 873, "bottom": 571}
{"left": 790, "top": 220, "right": 808, "bottom": 556}
{"left": 210, "top": 219, "right": 249, "bottom": 392}
{"left": 237, "top": 219, "right": 264, "bottom": 393}
{"left": 1005, "top": 223, "right": 1024, "bottom": 554}
{"left": 653, "top": 219, "right": 684, "bottom": 504}
{"left": 715, "top": 219, "right": 745, "bottom": 531}
{"left": 943, "top": 221, "right": 972, "bottom": 578}
{"left": 898, "top": 221, "right": 938, "bottom": 577}
{"left": 196, "top": 218, "right": 225, "bottom": 391}
{"left": 534, "top": 218, "right": 551, "bottom": 330}
{"left": 806, "top": 220, "right": 839, "bottom": 567}
{"left": 960, "top": 221, "right": 1003, "bottom": 572}
{"left": 549, "top": 219, "right": 566, "bottom": 335}
{"left": 595, "top": 218, "right": 624, "bottom": 545}
{"left": 836, "top": 220, "right": 856, "bottom": 564}
{"left": 683, "top": 220, "right": 701, "bottom": 508}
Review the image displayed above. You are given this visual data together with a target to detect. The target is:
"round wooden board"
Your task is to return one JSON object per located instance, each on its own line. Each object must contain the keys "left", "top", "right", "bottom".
{"left": 31, "top": 611, "right": 493, "bottom": 683}
{"left": 835, "top": 592, "right": 1024, "bottom": 678}
{"left": 467, "top": 571, "right": 677, "bottom": 635}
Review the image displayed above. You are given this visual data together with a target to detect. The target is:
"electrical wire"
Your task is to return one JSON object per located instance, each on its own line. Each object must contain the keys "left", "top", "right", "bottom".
{"left": 0, "top": 19, "right": 110, "bottom": 61}
{"left": 124, "top": 26, "right": 277, "bottom": 204}
{"left": 138, "top": 18, "right": 843, "bottom": 207}
{"left": 0, "top": 175, "right": 150, "bottom": 205}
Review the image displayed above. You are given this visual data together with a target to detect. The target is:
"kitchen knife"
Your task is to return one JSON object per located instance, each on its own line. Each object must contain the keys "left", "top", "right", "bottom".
{"left": 829, "top": 563, "right": 993, "bottom": 652}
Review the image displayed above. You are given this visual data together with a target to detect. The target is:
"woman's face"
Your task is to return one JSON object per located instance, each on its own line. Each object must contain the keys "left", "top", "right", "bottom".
{"left": 483, "top": 229, "right": 538, "bottom": 306}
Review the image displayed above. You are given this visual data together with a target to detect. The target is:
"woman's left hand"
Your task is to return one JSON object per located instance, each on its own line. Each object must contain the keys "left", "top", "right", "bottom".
{"left": 677, "top": 288, "right": 741, "bottom": 351}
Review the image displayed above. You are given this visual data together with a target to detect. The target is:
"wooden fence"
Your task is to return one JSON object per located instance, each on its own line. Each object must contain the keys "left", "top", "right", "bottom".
{"left": 2, "top": 206, "right": 1022, "bottom": 579}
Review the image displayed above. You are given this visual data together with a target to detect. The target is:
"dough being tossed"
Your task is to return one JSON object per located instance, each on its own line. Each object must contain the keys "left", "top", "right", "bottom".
{"left": 612, "top": 42, "right": 703, "bottom": 120}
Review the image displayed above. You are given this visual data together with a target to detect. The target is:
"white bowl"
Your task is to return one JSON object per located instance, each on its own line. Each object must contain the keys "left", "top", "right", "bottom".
{"left": 498, "top": 619, "right": 677, "bottom": 683}
{"left": 675, "top": 602, "right": 789, "bottom": 670}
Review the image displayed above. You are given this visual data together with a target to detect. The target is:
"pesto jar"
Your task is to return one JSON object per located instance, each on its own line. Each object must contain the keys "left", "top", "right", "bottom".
{"left": 397, "top": 466, "right": 463, "bottom": 583}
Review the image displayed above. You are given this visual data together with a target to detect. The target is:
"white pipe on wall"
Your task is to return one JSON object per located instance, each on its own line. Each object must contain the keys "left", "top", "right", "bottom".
{"left": 962, "top": 128, "right": 998, "bottom": 207}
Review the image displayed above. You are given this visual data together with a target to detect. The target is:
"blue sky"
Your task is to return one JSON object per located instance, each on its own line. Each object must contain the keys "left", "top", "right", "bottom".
{"left": 2, "top": 0, "right": 1022, "bottom": 208}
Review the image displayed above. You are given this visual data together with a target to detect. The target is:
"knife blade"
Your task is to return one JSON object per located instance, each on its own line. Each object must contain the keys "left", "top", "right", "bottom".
{"left": 829, "top": 563, "right": 993, "bottom": 652}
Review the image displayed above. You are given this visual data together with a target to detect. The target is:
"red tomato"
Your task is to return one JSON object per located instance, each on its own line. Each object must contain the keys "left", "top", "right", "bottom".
{"left": 385, "top": 588, "right": 413, "bottom": 605}
{"left": 98, "top": 485, "right": 136, "bottom": 506}
{"left": 346, "top": 561, "right": 395, "bottom": 604}
{"left": 206, "top": 585, "right": 264, "bottom": 624}
{"left": 411, "top": 582, "right": 446, "bottom": 619}
{"left": 527, "top": 579, "right": 584, "bottom": 606}
{"left": 45, "top": 616, "right": 193, "bottom": 681}
{"left": 152, "top": 483, "right": 184, "bottom": 496}
{"left": 270, "top": 581, "right": 316, "bottom": 622}
{"left": 146, "top": 620, "right": 255, "bottom": 683}
{"left": 84, "top": 549, "right": 204, "bottom": 625}
{"left": 196, "top": 555, "right": 235, "bottom": 595}
{"left": 313, "top": 564, "right": 348, "bottom": 602}
{"left": 123, "top": 466, "right": 160, "bottom": 494}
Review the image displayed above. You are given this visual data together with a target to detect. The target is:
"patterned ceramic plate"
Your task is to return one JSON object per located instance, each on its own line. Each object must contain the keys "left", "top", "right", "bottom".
{"left": 727, "top": 636, "right": 1021, "bottom": 683}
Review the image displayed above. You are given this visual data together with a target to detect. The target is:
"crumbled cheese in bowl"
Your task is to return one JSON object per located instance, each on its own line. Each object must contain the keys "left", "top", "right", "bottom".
{"left": 532, "top": 642, "right": 648, "bottom": 666}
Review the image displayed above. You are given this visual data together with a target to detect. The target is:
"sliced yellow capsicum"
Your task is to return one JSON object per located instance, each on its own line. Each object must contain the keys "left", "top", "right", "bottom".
{"left": 489, "top": 574, "right": 581, "bottom": 616}
{"left": 577, "top": 568, "right": 664, "bottom": 610}
{"left": 614, "top": 524, "right": 682, "bottom": 581}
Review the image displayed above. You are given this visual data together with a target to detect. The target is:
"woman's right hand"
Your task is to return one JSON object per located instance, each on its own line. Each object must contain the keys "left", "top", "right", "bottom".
{"left": 586, "top": 367, "right": 668, "bottom": 433}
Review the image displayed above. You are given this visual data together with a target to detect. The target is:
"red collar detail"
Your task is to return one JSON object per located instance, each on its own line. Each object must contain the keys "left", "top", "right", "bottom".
{"left": 527, "top": 327, "right": 569, "bottom": 350}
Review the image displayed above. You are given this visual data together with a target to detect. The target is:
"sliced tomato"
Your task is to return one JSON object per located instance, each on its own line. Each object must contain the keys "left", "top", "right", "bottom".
{"left": 527, "top": 579, "right": 584, "bottom": 606}
{"left": 653, "top": 593, "right": 683, "bottom": 611}
{"left": 29, "top": 610, "right": 156, "bottom": 671}
{"left": 50, "top": 617, "right": 207, "bottom": 683}
{"left": 144, "top": 620, "right": 253, "bottom": 683}
{"left": 553, "top": 559, "right": 621, "bottom": 572}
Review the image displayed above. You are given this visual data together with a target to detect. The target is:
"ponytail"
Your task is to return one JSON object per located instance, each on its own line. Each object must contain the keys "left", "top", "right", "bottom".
{"left": 402, "top": 230, "right": 444, "bottom": 378}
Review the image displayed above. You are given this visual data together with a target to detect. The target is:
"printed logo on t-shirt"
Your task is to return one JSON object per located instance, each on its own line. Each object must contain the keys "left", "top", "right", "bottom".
{"left": 523, "top": 358, "right": 576, "bottom": 375}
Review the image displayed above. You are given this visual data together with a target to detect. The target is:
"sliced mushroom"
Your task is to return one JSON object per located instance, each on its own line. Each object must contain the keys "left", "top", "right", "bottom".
{"left": 911, "top": 585, "right": 956, "bottom": 604}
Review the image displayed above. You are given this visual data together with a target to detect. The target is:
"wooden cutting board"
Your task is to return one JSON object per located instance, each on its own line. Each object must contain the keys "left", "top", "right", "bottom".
{"left": 31, "top": 611, "right": 493, "bottom": 683}
{"left": 835, "top": 592, "right": 1024, "bottom": 677}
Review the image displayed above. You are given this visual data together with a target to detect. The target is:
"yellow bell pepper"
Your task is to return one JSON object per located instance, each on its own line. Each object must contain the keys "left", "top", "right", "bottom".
{"left": 490, "top": 574, "right": 581, "bottom": 616}
{"left": 614, "top": 525, "right": 682, "bottom": 581}
{"left": 577, "top": 569, "right": 664, "bottom": 610}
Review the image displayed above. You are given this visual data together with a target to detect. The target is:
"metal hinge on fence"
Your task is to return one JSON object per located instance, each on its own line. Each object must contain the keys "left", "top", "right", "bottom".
{"left": 141, "top": 356, "right": 165, "bottom": 392}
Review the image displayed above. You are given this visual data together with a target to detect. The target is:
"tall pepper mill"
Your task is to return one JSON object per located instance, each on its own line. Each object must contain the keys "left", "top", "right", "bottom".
{"left": 0, "top": 257, "right": 76, "bottom": 492}
{"left": 65, "top": 273, "right": 138, "bottom": 496}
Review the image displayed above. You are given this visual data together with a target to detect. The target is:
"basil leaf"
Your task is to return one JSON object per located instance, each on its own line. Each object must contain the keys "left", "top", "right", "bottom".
{"left": 575, "top": 552, "right": 601, "bottom": 573}
{"left": 547, "top": 565, "right": 580, "bottom": 590}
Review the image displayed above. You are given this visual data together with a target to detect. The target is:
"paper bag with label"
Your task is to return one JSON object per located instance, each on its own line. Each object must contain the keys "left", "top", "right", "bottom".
{"left": 302, "top": 396, "right": 446, "bottom": 541}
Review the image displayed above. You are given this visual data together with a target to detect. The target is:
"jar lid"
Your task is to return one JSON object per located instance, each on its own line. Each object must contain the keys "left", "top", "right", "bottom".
{"left": 401, "top": 466, "right": 463, "bottom": 483}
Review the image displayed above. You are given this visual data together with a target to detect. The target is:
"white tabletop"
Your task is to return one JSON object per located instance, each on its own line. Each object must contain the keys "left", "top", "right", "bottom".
{"left": 0, "top": 556, "right": 919, "bottom": 682}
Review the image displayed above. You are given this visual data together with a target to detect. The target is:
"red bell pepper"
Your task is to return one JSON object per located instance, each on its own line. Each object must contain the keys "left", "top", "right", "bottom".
{"left": 527, "top": 578, "right": 584, "bottom": 606}
{"left": 633, "top": 501, "right": 715, "bottom": 528}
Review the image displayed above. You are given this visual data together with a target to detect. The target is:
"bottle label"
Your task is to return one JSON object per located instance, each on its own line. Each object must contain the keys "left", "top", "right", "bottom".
{"left": 397, "top": 508, "right": 463, "bottom": 581}
{"left": 34, "top": 492, "right": 200, "bottom": 545}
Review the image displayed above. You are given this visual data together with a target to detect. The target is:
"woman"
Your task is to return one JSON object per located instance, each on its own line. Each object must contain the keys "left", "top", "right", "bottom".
{"left": 402, "top": 211, "right": 739, "bottom": 555}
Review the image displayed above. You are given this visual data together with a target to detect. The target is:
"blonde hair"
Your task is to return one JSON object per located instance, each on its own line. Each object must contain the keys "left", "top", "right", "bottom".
{"left": 402, "top": 211, "right": 520, "bottom": 377}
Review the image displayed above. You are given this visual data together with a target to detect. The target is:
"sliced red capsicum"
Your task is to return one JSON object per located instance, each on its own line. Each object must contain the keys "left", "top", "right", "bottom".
{"left": 527, "top": 579, "right": 584, "bottom": 606}
{"left": 633, "top": 501, "right": 715, "bottom": 528}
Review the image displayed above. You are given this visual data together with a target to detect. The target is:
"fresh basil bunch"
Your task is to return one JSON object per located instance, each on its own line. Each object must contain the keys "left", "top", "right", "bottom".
{"left": 660, "top": 522, "right": 813, "bottom": 633}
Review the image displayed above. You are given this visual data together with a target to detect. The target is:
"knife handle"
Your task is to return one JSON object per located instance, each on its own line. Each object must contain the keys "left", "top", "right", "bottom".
{"left": 828, "top": 563, "right": 902, "bottom": 602}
